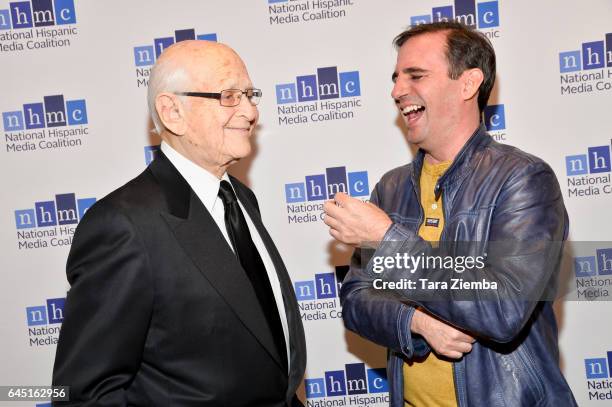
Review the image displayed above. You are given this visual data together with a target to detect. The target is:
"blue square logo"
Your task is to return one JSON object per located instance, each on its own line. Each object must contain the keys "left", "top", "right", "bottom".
{"left": 3, "top": 111, "right": 24, "bottom": 131}
{"left": 588, "top": 146, "right": 611, "bottom": 174}
{"left": 367, "top": 368, "right": 389, "bottom": 393}
{"left": 144, "top": 145, "right": 160, "bottom": 165}
{"left": 153, "top": 36, "right": 174, "bottom": 58}
{"left": 559, "top": 51, "right": 581, "bottom": 73}
{"left": 276, "top": 83, "right": 296, "bottom": 104}
{"left": 325, "top": 370, "right": 346, "bottom": 396}
{"left": 46, "top": 298, "right": 65, "bottom": 324}
{"left": 582, "top": 41, "right": 605, "bottom": 70}
{"left": 477, "top": 1, "right": 499, "bottom": 28}
{"left": 345, "top": 363, "right": 367, "bottom": 395}
{"left": 574, "top": 256, "right": 596, "bottom": 278}
{"left": 54, "top": 0, "right": 76, "bottom": 25}
{"left": 285, "top": 182, "right": 306, "bottom": 203}
{"left": 315, "top": 273, "right": 337, "bottom": 299}
{"left": 134, "top": 46, "right": 155, "bottom": 67}
{"left": 339, "top": 71, "right": 361, "bottom": 98}
{"left": 0, "top": 9, "right": 11, "bottom": 29}
{"left": 348, "top": 171, "right": 369, "bottom": 197}
{"left": 23, "top": 102, "right": 45, "bottom": 129}
{"left": 411, "top": 14, "right": 431, "bottom": 26}
{"left": 15, "top": 209, "right": 36, "bottom": 229}
{"left": 10, "top": 1, "right": 33, "bottom": 29}
{"left": 77, "top": 197, "right": 96, "bottom": 220}
{"left": 305, "top": 174, "right": 327, "bottom": 201}
{"left": 196, "top": 33, "right": 217, "bottom": 41}
{"left": 297, "top": 75, "right": 318, "bottom": 102}
{"left": 26, "top": 305, "right": 47, "bottom": 326}
{"left": 585, "top": 358, "right": 608, "bottom": 379}
{"left": 35, "top": 200, "right": 57, "bottom": 227}
{"left": 597, "top": 248, "right": 612, "bottom": 275}
{"left": 66, "top": 99, "right": 88, "bottom": 125}
{"left": 484, "top": 104, "right": 505, "bottom": 131}
{"left": 305, "top": 378, "right": 325, "bottom": 398}
{"left": 432, "top": 6, "right": 453, "bottom": 23}
{"left": 565, "top": 154, "right": 588, "bottom": 176}
{"left": 294, "top": 281, "right": 316, "bottom": 301}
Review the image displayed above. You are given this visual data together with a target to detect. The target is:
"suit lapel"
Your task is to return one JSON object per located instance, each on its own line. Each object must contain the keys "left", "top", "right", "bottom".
{"left": 149, "top": 153, "right": 284, "bottom": 370}
{"left": 232, "top": 178, "right": 307, "bottom": 392}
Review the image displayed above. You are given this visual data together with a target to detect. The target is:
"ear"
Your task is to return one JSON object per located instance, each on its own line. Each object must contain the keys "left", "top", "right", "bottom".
{"left": 155, "top": 93, "right": 187, "bottom": 136}
{"left": 460, "top": 68, "right": 484, "bottom": 102}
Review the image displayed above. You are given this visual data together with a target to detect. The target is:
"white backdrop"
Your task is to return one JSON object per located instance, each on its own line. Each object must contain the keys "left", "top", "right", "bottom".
{"left": 1, "top": 0, "right": 611, "bottom": 405}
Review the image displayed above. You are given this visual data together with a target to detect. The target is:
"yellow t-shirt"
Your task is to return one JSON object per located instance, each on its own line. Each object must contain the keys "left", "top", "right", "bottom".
{"left": 403, "top": 159, "right": 457, "bottom": 407}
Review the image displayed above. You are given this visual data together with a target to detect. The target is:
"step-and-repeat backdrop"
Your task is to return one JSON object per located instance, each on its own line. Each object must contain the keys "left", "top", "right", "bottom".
{"left": 1, "top": 0, "right": 611, "bottom": 405}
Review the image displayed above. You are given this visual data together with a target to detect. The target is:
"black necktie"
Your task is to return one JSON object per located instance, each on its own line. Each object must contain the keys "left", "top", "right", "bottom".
{"left": 218, "top": 180, "right": 288, "bottom": 370}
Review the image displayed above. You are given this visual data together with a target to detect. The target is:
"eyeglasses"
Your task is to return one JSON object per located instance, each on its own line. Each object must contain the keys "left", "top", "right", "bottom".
{"left": 175, "top": 88, "right": 262, "bottom": 107}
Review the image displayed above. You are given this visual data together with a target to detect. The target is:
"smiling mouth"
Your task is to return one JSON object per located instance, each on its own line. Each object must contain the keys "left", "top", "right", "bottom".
{"left": 401, "top": 104, "right": 425, "bottom": 123}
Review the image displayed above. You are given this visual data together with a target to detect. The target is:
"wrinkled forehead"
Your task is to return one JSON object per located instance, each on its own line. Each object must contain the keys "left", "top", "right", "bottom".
{"left": 189, "top": 52, "right": 253, "bottom": 90}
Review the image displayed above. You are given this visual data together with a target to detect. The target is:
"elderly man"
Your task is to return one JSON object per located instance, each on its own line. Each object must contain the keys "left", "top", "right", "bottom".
{"left": 52, "top": 41, "right": 306, "bottom": 406}
{"left": 324, "top": 22, "right": 576, "bottom": 406}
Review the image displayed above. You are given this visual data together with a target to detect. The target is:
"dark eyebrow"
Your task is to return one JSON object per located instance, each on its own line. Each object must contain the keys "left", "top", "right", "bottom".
{"left": 392, "top": 67, "right": 429, "bottom": 82}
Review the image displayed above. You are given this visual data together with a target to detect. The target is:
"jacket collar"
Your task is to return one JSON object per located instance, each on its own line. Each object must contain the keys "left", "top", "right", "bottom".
{"left": 410, "top": 123, "right": 491, "bottom": 199}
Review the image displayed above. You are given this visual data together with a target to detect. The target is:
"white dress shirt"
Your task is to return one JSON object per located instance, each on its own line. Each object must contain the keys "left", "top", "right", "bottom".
{"left": 160, "top": 142, "right": 290, "bottom": 370}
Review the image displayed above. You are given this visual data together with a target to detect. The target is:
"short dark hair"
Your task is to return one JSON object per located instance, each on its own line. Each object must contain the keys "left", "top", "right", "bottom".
{"left": 394, "top": 21, "right": 496, "bottom": 113}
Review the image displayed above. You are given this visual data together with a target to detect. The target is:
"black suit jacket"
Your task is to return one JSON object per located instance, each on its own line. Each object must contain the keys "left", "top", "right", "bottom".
{"left": 52, "top": 152, "right": 306, "bottom": 406}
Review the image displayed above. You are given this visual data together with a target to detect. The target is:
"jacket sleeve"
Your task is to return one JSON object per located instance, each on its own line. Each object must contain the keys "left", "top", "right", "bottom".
{"left": 358, "top": 161, "right": 568, "bottom": 344}
{"left": 340, "top": 185, "right": 431, "bottom": 359}
{"left": 52, "top": 200, "right": 154, "bottom": 406}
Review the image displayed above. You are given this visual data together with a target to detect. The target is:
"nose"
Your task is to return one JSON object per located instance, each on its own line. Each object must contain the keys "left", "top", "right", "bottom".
{"left": 391, "top": 77, "right": 409, "bottom": 104}
{"left": 237, "top": 93, "right": 258, "bottom": 123}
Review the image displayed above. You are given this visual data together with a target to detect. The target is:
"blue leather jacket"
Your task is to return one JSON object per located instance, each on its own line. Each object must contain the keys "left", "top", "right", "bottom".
{"left": 340, "top": 125, "right": 577, "bottom": 406}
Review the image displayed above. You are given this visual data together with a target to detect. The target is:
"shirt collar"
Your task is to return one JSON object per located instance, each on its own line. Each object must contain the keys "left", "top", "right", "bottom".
{"left": 160, "top": 141, "right": 231, "bottom": 213}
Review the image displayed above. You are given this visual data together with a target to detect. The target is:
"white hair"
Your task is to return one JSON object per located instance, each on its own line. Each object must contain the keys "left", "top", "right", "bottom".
{"left": 147, "top": 58, "right": 190, "bottom": 135}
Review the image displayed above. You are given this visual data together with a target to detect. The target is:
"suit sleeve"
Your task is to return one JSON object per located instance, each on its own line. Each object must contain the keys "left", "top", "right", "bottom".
{"left": 340, "top": 185, "right": 431, "bottom": 359}
{"left": 52, "top": 200, "right": 154, "bottom": 406}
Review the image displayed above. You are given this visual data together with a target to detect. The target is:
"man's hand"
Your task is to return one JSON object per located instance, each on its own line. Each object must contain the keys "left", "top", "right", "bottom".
{"left": 323, "top": 192, "right": 393, "bottom": 246}
{"left": 411, "top": 309, "right": 475, "bottom": 359}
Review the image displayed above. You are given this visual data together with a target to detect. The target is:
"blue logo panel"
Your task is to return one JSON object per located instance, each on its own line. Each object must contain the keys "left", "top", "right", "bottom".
{"left": 325, "top": 370, "right": 346, "bottom": 396}
{"left": 607, "top": 33, "right": 612, "bottom": 67}
{"left": 454, "top": 0, "right": 477, "bottom": 27}
{"left": 154, "top": 36, "right": 174, "bottom": 58}
{"left": 588, "top": 146, "right": 610, "bottom": 174}
{"left": 410, "top": 14, "right": 431, "bottom": 26}
{"left": 134, "top": 46, "right": 155, "bottom": 66}
{"left": 597, "top": 248, "right": 612, "bottom": 276}
{"left": 477, "top": 1, "right": 499, "bottom": 28}
{"left": 77, "top": 198, "right": 96, "bottom": 220}
{"left": 484, "top": 104, "right": 505, "bottom": 131}
{"left": 432, "top": 5, "right": 453, "bottom": 22}
{"left": 608, "top": 351, "right": 612, "bottom": 377}
{"left": 317, "top": 66, "right": 339, "bottom": 100}
{"left": 175, "top": 28, "right": 195, "bottom": 42}
{"left": 66, "top": 99, "right": 88, "bottom": 125}
{"left": 54, "top": 0, "right": 76, "bottom": 25}
{"left": 585, "top": 358, "right": 608, "bottom": 379}
{"left": 582, "top": 41, "right": 605, "bottom": 70}
{"left": 297, "top": 75, "right": 318, "bottom": 102}
{"left": 23, "top": 102, "right": 45, "bottom": 129}
{"left": 196, "top": 33, "right": 217, "bottom": 41}
{"left": 0, "top": 9, "right": 11, "bottom": 29}
{"left": 348, "top": 171, "right": 369, "bottom": 197}
{"left": 285, "top": 182, "right": 306, "bottom": 203}
{"left": 276, "top": 83, "right": 297, "bottom": 104}
{"left": 32, "top": 0, "right": 55, "bottom": 27}
{"left": 15, "top": 209, "right": 36, "bottom": 229}
{"left": 565, "top": 154, "right": 588, "bottom": 176}
{"left": 326, "top": 167, "right": 348, "bottom": 199}
{"left": 339, "top": 71, "right": 361, "bottom": 97}
{"left": 559, "top": 51, "right": 581, "bottom": 73}
{"left": 43, "top": 94, "right": 67, "bottom": 127}
{"left": 345, "top": 363, "right": 367, "bottom": 395}
{"left": 35, "top": 200, "right": 57, "bottom": 227}
{"left": 315, "top": 273, "right": 337, "bottom": 299}
{"left": 56, "top": 193, "right": 78, "bottom": 225}
{"left": 306, "top": 174, "right": 327, "bottom": 201}
{"left": 305, "top": 378, "right": 325, "bottom": 398}
{"left": 574, "top": 256, "right": 597, "bottom": 278}
{"left": 46, "top": 298, "right": 65, "bottom": 324}
{"left": 10, "top": 1, "right": 33, "bottom": 29}
{"left": 26, "top": 305, "right": 47, "bottom": 326}
{"left": 294, "top": 281, "right": 316, "bottom": 301}
{"left": 367, "top": 368, "right": 389, "bottom": 393}
{"left": 144, "top": 145, "right": 160, "bottom": 165}
{"left": 3, "top": 110, "right": 24, "bottom": 131}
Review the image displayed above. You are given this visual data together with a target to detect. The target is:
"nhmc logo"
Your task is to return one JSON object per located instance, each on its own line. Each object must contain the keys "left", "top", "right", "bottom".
{"left": 285, "top": 166, "right": 369, "bottom": 203}
{"left": 2, "top": 94, "right": 87, "bottom": 132}
{"left": 0, "top": 0, "right": 76, "bottom": 29}
{"left": 305, "top": 363, "right": 388, "bottom": 398}
{"left": 574, "top": 248, "right": 612, "bottom": 278}
{"left": 133, "top": 28, "right": 217, "bottom": 67}
{"left": 275, "top": 66, "right": 360, "bottom": 104}
{"left": 294, "top": 266, "right": 347, "bottom": 302}
{"left": 565, "top": 144, "right": 611, "bottom": 176}
{"left": 26, "top": 298, "right": 65, "bottom": 326}
{"left": 410, "top": 0, "right": 499, "bottom": 29}
{"left": 585, "top": 352, "right": 612, "bottom": 379}
{"left": 14, "top": 193, "right": 95, "bottom": 229}
{"left": 483, "top": 104, "right": 505, "bottom": 131}
{"left": 559, "top": 33, "right": 612, "bottom": 73}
